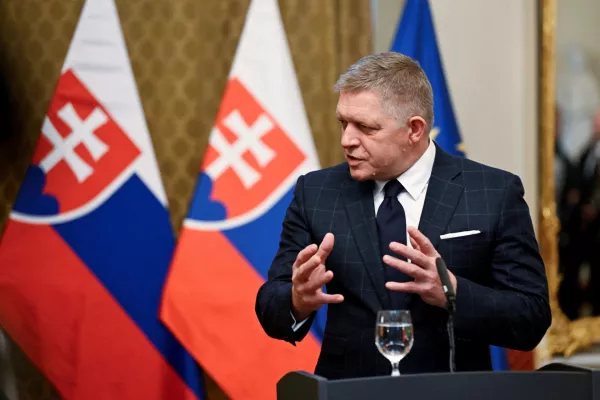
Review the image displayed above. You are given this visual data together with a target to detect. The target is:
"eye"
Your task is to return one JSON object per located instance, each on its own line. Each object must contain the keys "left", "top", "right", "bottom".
{"left": 358, "top": 123, "right": 374, "bottom": 132}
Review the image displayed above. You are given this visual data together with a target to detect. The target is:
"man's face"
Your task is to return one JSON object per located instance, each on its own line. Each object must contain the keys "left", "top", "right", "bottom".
{"left": 337, "top": 90, "right": 412, "bottom": 181}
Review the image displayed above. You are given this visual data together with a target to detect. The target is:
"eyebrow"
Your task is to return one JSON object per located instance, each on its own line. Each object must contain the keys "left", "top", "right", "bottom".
{"left": 336, "top": 111, "right": 377, "bottom": 126}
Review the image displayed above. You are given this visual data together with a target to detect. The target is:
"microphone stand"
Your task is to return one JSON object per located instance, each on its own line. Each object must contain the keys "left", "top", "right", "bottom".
{"left": 436, "top": 257, "right": 457, "bottom": 373}
{"left": 444, "top": 295, "right": 456, "bottom": 373}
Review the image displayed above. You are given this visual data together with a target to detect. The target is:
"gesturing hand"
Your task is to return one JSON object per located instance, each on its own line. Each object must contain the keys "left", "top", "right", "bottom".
{"left": 383, "top": 227, "right": 457, "bottom": 308}
{"left": 291, "top": 233, "right": 344, "bottom": 321}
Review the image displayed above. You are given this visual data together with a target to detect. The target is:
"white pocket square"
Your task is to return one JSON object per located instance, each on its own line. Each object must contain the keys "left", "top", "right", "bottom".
{"left": 440, "top": 230, "right": 481, "bottom": 240}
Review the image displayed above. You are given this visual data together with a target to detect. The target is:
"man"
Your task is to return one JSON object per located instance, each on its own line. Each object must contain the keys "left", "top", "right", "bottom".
{"left": 559, "top": 110, "right": 600, "bottom": 318}
{"left": 255, "top": 52, "right": 551, "bottom": 379}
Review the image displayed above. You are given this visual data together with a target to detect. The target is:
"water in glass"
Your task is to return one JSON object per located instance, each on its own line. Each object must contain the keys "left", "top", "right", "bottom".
{"left": 375, "top": 310, "right": 414, "bottom": 376}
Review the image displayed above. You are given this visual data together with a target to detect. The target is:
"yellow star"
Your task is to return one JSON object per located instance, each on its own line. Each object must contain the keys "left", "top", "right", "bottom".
{"left": 429, "top": 127, "right": 440, "bottom": 141}
{"left": 457, "top": 142, "right": 466, "bottom": 153}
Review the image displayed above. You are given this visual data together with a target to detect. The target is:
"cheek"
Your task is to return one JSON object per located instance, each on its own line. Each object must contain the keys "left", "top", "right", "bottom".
{"left": 362, "top": 136, "right": 404, "bottom": 167}
{"left": 372, "top": 144, "right": 396, "bottom": 162}
{"left": 368, "top": 143, "right": 395, "bottom": 169}
{"left": 375, "top": 142, "right": 408, "bottom": 168}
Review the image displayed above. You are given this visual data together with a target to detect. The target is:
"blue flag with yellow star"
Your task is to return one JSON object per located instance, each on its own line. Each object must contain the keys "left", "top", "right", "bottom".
{"left": 391, "top": 0, "right": 464, "bottom": 156}
{"left": 392, "top": 0, "right": 511, "bottom": 371}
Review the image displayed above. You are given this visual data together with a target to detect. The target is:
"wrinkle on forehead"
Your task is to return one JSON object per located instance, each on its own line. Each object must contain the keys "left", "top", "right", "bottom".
{"left": 336, "top": 90, "right": 388, "bottom": 125}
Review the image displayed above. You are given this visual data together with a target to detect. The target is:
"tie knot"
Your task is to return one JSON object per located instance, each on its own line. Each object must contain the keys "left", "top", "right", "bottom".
{"left": 383, "top": 180, "right": 404, "bottom": 198}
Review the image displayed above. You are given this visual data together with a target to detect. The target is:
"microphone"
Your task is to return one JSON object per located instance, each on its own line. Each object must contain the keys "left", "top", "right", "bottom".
{"left": 435, "top": 257, "right": 456, "bottom": 312}
{"left": 435, "top": 257, "right": 456, "bottom": 373}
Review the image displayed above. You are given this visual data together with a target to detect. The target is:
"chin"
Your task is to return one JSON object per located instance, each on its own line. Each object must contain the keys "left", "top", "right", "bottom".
{"left": 348, "top": 166, "right": 373, "bottom": 181}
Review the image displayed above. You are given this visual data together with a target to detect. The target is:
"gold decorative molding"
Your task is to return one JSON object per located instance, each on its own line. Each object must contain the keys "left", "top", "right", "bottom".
{"left": 537, "top": 0, "right": 600, "bottom": 361}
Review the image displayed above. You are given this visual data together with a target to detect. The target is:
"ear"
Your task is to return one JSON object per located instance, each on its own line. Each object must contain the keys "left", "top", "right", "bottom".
{"left": 407, "top": 116, "right": 427, "bottom": 143}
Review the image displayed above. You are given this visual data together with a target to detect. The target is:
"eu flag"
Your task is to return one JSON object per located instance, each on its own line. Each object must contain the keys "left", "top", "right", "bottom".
{"left": 392, "top": 0, "right": 511, "bottom": 371}
{"left": 391, "top": 0, "right": 464, "bottom": 156}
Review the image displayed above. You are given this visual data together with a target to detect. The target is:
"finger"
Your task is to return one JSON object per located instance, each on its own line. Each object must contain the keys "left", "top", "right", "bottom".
{"left": 295, "top": 254, "right": 322, "bottom": 282}
{"left": 315, "top": 292, "right": 344, "bottom": 304}
{"left": 383, "top": 255, "right": 429, "bottom": 280}
{"left": 408, "top": 226, "right": 438, "bottom": 257}
{"left": 385, "top": 281, "right": 420, "bottom": 293}
{"left": 316, "top": 233, "right": 335, "bottom": 261}
{"left": 303, "top": 267, "right": 334, "bottom": 293}
{"left": 293, "top": 244, "right": 318, "bottom": 269}
{"left": 389, "top": 242, "right": 431, "bottom": 269}
{"left": 409, "top": 236, "right": 421, "bottom": 251}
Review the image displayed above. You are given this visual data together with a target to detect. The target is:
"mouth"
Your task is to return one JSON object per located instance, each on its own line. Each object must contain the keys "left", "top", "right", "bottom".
{"left": 346, "top": 155, "right": 363, "bottom": 166}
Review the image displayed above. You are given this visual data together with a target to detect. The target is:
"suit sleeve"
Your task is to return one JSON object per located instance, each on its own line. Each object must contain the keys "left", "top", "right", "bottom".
{"left": 255, "top": 175, "right": 316, "bottom": 344}
{"left": 453, "top": 175, "right": 552, "bottom": 351}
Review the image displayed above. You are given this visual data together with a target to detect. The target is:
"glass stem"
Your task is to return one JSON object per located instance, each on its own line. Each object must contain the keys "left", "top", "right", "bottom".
{"left": 392, "top": 361, "right": 400, "bottom": 376}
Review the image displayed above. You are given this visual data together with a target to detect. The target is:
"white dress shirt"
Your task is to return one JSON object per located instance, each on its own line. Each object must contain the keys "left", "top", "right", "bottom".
{"left": 373, "top": 139, "right": 436, "bottom": 241}
{"left": 291, "top": 140, "right": 437, "bottom": 331}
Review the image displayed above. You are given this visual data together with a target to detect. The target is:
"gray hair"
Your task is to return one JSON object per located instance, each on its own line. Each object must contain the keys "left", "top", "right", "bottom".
{"left": 334, "top": 52, "right": 434, "bottom": 130}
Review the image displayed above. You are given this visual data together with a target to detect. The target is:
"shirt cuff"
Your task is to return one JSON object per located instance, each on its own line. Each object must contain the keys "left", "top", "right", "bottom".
{"left": 290, "top": 310, "right": 309, "bottom": 332}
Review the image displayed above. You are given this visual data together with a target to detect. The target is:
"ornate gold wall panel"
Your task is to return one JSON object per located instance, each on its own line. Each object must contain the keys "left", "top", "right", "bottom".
{"left": 0, "top": 0, "right": 371, "bottom": 398}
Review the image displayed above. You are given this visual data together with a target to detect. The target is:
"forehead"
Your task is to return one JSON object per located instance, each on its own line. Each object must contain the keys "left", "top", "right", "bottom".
{"left": 336, "top": 90, "right": 391, "bottom": 122}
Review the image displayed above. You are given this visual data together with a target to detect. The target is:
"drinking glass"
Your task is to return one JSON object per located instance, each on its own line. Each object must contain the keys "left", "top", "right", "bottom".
{"left": 375, "top": 310, "right": 414, "bottom": 376}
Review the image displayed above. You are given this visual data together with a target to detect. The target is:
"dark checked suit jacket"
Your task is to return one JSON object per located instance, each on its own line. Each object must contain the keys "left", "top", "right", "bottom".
{"left": 255, "top": 143, "right": 551, "bottom": 379}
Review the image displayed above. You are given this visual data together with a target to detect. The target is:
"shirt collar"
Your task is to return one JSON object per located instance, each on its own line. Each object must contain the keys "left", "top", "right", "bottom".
{"left": 374, "top": 139, "right": 436, "bottom": 200}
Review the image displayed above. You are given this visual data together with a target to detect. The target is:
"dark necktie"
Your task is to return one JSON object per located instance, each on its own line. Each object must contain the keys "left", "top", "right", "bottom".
{"left": 376, "top": 180, "right": 409, "bottom": 309}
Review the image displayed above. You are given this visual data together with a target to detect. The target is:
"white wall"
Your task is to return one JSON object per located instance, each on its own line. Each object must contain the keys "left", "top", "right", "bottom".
{"left": 554, "top": 0, "right": 600, "bottom": 162}
{"left": 557, "top": 0, "right": 600, "bottom": 78}
{"left": 372, "top": 0, "right": 539, "bottom": 226}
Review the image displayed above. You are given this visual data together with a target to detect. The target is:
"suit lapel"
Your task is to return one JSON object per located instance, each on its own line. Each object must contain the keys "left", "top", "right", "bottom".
{"left": 340, "top": 145, "right": 463, "bottom": 312}
{"left": 342, "top": 178, "right": 391, "bottom": 311}
{"left": 418, "top": 144, "right": 464, "bottom": 249}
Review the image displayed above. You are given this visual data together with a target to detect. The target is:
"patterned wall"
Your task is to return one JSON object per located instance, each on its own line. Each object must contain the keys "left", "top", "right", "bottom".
{"left": 0, "top": 0, "right": 371, "bottom": 399}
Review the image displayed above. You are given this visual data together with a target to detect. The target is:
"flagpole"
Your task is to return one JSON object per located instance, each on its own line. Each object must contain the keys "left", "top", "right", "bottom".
{"left": 0, "top": 329, "right": 18, "bottom": 400}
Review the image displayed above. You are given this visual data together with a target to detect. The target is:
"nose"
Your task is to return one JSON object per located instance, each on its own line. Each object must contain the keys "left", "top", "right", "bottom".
{"left": 341, "top": 124, "right": 360, "bottom": 148}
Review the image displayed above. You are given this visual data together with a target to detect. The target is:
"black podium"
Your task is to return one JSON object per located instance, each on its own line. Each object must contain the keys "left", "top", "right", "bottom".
{"left": 277, "top": 363, "right": 600, "bottom": 400}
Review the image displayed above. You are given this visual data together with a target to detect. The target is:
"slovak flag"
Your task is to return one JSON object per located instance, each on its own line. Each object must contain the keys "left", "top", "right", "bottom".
{"left": 0, "top": 0, "right": 204, "bottom": 399}
{"left": 160, "top": 0, "right": 324, "bottom": 398}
